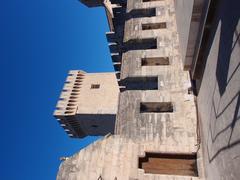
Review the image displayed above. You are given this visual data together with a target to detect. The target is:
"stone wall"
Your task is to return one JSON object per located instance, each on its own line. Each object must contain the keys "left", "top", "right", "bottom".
{"left": 173, "top": 0, "right": 194, "bottom": 68}
{"left": 197, "top": 0, "right": 240, "bottom": 179}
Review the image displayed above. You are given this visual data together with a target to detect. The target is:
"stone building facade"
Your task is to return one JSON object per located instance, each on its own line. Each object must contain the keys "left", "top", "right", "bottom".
{"left": 54, "top": 0, "right": 240, "bottom": 179}
{"left": 175, "top": 0, "right": 240, "bottom": 179}
{"left": 54, "top": 71, "right": 119, "bottom": 138}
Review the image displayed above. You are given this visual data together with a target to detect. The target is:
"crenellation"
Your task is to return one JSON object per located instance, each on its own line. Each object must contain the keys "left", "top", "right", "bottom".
{"left": 54, "top": 0, "right": 240, "bottom": 179}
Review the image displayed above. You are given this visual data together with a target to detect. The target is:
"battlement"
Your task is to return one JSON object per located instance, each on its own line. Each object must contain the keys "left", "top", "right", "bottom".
{"left": 54, "top": 71, "right": 119, "bottom": 138}
{"left": 54, "top": 70, "right": 86, "bottom": 117}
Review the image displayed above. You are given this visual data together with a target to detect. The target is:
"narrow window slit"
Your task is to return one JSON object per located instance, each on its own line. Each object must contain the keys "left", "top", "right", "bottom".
{"left": 142, "top": 57, "right": 169, "bottom": 66}
{"left": 142, "top": 22, "right": 167, "bottom": 30}
{"left": 140, "top": 102, "right": 173, "bottom": 113}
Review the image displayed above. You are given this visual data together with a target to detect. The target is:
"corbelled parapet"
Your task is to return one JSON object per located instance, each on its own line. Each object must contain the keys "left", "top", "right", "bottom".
{"left": 55, "top": 0, "right": 207, "bottom": 179}
{"left": 54, "top": 70, "right": 85, "bottom": 117}
{"left": 54, "top": 71, "right": 119, "bottom": 138}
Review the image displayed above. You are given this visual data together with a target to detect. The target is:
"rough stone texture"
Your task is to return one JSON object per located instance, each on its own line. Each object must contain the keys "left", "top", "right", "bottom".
{"left": 57, "top": 135, "right": 203, "bottom": 180}
{"left": 54, "top": 71, "right": 119, "bottom": 138}
{"left": 116, "top": 90, "right": 197, "bottom": 148}
{"left": 197, "top": 1, "right": 240, "bottom": 179}
{"left": 173, "top": 0, "right": 194, "bottom": 69}
{"left": 56, "top": 0, "right": 205, "bottom": 179}
{"left": 77, "top": 72, "right": 119, "bottom": 114}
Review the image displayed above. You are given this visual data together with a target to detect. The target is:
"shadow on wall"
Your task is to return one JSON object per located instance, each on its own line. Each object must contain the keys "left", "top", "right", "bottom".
{"left": 200, "top": 0, "right": 240, "bottom": 163}
{"left": 215, "top": 1, "right": 240, "bottom": 96}
{"left": 208, "top": 85, "right": 240, "bottom": 163}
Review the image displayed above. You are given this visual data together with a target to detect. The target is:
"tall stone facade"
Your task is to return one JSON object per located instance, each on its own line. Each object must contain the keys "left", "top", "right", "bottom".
{"left": 174, "top": 0, "right": 240, "bottom": 179}
{"left": 54, "top": 0, "right": 206, "bottom": 179}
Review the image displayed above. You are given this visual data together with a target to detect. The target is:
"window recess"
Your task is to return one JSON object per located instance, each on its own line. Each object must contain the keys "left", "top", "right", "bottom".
{"left": 141, "top": 57, "right": 169, "bottom": 66}
{"left": 142, "top": 22, "right": 167, "bottom": 30}
{"left": 143, "top": 0, "right": 163, "bottom": 2}
{"left": 124, "top": 38, "right": 157, "bottom": 52}
{"left": 140, "top": 102, "right": 173, "bottom": 113}
{"left": 139, "top": 152, "right": 198, "bottom": 176}
{"left": 91, "top": 84, "right": 100, "bottom": 89}
{"left": 127, "top": 8, "right": 156, "bottom": 19}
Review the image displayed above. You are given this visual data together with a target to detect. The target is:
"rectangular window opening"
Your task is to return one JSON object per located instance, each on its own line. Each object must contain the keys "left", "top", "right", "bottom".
{"left": 143, "top": 0, "right": 163, "bottom": 2}
{"left": 127, "top": 8, "right": 156, "bottom": 19}
{"left": 91, "top": 84, "right": 100, "bottom": 89}
{"left": 139, "top": 153, "right": 198, "bottom": 176}
{"left": 124, "top": 38, "right": 157, "bottom": 52}
{"left": 142, "top": 57, "right": 169, "bottom": 66}
{"left": 142, "top": 22, "right": 167, "bottom": 30}
{"left": 123, "top": 77, "right": 158, "bottom": 90}
{"left": 140, "top": 102, "right": 173, "bottom": 113}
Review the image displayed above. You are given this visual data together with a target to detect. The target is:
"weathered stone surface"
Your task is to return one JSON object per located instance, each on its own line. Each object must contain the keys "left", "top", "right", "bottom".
{"left": 54, "top": 72, "right": 119, "bottom": 138}
{"left": 196, "top": 1, "right": 240, "bottom": 179}
{"left": 57, "top": 135, "right": 203, "bottom": 180}
{"left": 116, "top": 90, "right": 197, "bottom": 147}
{"left": 56, "top": 0, "right": 205, "bottom": 179}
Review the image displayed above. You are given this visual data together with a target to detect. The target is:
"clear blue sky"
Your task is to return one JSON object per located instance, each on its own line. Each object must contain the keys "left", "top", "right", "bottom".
{"left": 0, "top": 0, "right": 113, "bottom": 179}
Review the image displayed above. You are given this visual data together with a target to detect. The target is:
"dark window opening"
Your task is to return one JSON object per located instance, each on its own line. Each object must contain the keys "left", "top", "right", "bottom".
{"left": 140, "top": 102, "right": 173, "bottom": 113}
{"left": 143, "top": 0, "right": 162, "bottom": 2}
{"left": 127, "top": 8, "right": 156, "bottom": 19}
{"left": 121, "top": 77, "right": 158, "bottom": 90}
{"left": 124, "top": 38, "right": 157, "bottom": 52}
{"left": 91, "top": 84, "right": 100, "bottom": 89}
{"left": 139, "top": 152, "right": 198, "bottom": 176}
{"left": 142, "top": 57, "right": 169, "bottom": 66}
{"left": 91, "top": 125, "right": 98, "bottom": 128}
{"left": 142, "top": 22, "right": 167, "bottom": 30}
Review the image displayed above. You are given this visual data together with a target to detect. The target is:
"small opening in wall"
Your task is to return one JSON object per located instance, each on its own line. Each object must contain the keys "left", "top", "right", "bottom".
{"left": 91, "top": 84, "right": 100, "bottom": 89}
{"left": 127, "top": 8, "right": 156, "bottom": 19}
{"left": 142, "top": 57, "right": 169, "bottom": 66}
{"left": 123, "top": 77, "right": 158, "bottom": 90}
{"left": 142, "top": 0, "right": 162, "bottom": 2}
{"left": 124, "top": 38, "right": 157, "bottom": 51}
{"left": 140, "top": 102, "right": 173, "bottom": 113}
{"left": 142, "top": 22, "right": 167, "bottom": 30}
{"left": 91, "top": 125, "right": 98, "bottom": 128}
{"left": 138, "top": 152, "right": 198, "bottom": 176}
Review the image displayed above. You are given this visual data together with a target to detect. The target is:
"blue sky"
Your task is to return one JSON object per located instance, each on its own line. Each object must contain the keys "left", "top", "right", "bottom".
{"left": 0, "top": 0, "right": 112, "bottom": 179}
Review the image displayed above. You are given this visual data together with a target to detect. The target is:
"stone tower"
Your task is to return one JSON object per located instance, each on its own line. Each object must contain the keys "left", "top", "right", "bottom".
{"left": 54, "top": 70, "right": 119, "bottom": 138}
{"left": 54, "top": 0, "right": 240, "bottom": 179}
{"left": 54, "top": 0, "right": 205, "bottom": 179}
